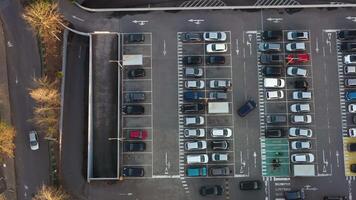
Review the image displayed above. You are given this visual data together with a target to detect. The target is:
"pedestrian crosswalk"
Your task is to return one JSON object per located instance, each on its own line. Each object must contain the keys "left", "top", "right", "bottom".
{"left": 180, "top": 0, "right": 226, "bottom": 7}
{"left": 254, "top": 0, "right": 300, "bottom": 6}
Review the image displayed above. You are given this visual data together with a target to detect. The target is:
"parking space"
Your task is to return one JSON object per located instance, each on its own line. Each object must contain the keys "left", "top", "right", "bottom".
{"left": 120, "top": 33, "right": 153, "bottom": 178}
{"left": 177, "top": 31, "right": 236, "bottom": 178}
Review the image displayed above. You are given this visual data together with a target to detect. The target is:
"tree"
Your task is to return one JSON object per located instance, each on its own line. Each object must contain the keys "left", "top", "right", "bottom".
{"left": 0, "top": 194, "right": 6, "bottom": 200}
{"left": 0, "top": 122, "right": 15, "bottom": 158}
{"left": 33, "top": 185, "right": 70, "bottom": 200}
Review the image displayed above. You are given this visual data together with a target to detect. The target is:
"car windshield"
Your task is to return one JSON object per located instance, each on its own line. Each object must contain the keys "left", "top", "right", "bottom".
{"left": 350, "top": 56, "right": 356, "bottom": 62}
{"left": 30, "top": 141, "right": 37, "bottom": 146}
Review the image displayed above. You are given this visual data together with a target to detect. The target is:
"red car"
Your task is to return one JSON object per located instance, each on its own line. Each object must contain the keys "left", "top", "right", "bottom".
{"left": 286, "top": 53, "right": 310, "bottom": 65}
{"left": 129, "top": 130, "right": 148, "bottom": 140}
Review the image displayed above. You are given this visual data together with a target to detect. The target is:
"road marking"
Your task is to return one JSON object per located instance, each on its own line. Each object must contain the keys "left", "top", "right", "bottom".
{"left": 235, "top": 39, "right": 239, "bottom": 55}
{"left": 315, "top": 37, "right": 319, "bottom": 53}
{"left": 187, "top": 19, "right": 205, "bottom": 25}
{"left": 132, "top": 20, "right": 149, "bottom": 26}
{"left": 266, "top": 17, "right": 283, "bottom": 23}
{"left": 15, "top": 75, "right": 18, "bottom": 84}
{"left": 346, "top": 16, "right": 356, "bottom": 22}
{"left": 7, "top": 41, "right": 13, "bottom": 47}
{"left": 163, "top": 40, "right": 167, "bottom": 56}
{"left": 72, "top": 15, "right": 84, "bottom": 22}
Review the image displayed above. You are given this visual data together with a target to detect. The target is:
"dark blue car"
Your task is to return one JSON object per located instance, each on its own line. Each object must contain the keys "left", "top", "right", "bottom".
{"left": 184, "top": 91, "right": 204, "bottom": 102}
{"left": 237, "top": 100, "right": 257, "bottom": 117}
{"left": 346, "top": 91, "right": 356, "bottom": 101}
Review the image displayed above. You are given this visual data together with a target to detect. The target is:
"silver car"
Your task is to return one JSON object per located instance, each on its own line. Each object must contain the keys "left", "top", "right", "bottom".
{"left": 286, "top": 42, "right": 306, "bottom": 52}
{"left": 184, "top": 128, "right": 205, "bottom": 138}
{"left": 287, "top": 67, "right": 307, "bottom": 77}
{"left": 290, "top": 141, "right": 312, "bottom": 150}
{"left": 291, "top": 153, "right": 315, "bottom": 163}
{"left": 291, "top": 115, "right": 312, "bottom": 124}
{"left": 184, "top": 116, "right": 205, "bottom": 126}
{"left": 289, "top": 127, "right": 313, "bottom": 138}
{"left": 184, "top": 141, "right": 207, "bottom": 151}
{"left": 203, "top": 32, "right": 227, "bottom": 41}
{"left": 210, "top": 128, "right": 232, "bottom": 138}
{"left": 290, "top": 103, "right": 310, "bottom": 113}
{"left": 29, "top": 130, "right": 39, "bottom": 151}
{"left": 184, "top": 80, "right": 205, "bottom": 89}
{"left": 287, "top": 31, "right": 309, "bottom": 40}
{"left": 258, "top": 43, "right": 281, "bottom": 52}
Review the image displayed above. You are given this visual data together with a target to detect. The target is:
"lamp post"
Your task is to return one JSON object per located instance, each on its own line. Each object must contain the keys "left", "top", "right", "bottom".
{"left": 109, "top": 60, "right": 125, "bottom": 70}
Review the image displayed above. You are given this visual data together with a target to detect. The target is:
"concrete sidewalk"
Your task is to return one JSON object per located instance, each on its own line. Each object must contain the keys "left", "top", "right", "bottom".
{"left": 0, "top": 16, "right": 18, "bottom": 200}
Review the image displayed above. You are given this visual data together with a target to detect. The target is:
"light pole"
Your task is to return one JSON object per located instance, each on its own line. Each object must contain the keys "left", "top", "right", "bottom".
{"left": 109, "top": 60, "right": 125, "bottom": 70}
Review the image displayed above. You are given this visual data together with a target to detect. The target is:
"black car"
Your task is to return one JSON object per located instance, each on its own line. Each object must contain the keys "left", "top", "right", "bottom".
{"left": 124, "top": 92, "right": 145, "bottom": 103}
{"left": 211, "top": 141, "right": 229, "bottom": 150}
{"left": 348, "top": 143, "right": 356, "bottom": 152}
{"left": 237, "top": 100, "right": 257, "bottom": 117}
{"left": 183, "top": 91, "right": 204, "bottom": 101}
{"left": 122, "top": 105, "right": 145, "bottom": 115}
{"left": 284, "top": 190, "right": 305, "bottom": 200}
{"left": 323, "top": 196, "right": 347, "bottom": 200}
{"left": 181, "top": 103, "right": 205, "bottom": 114}
{"left": 266, "top": 115, "right": 287, "bottom": 124}
{"left": 122, "top": 167, "right": 144, "bottom": 177}
{"left": 124, "top": 141, "right": 146, "bottom": 152}
{"left": 183, "top": 56, "right": 202, "bottom": 65}
{"left": 263, "top": 66, "right": 282, "bottom": 77}
{"left": 128, "top": 68, "right": 145, "bottom": 78}
{"left": 340, "top": 42, "right": 356, "bottom": 52}
{"left": 338, "top": 30, "right": 356, "bottom": 40}
{"left": 266, "top": 129, "right": 284, "bottom": 138}
{"left": 294, "top": 80, "right": 308, "bottom": 90}
{"left": 239, "top": 180, "right": 262, "bottom": 190}
{"left": 353, "top": 115, "right": 356, "bottom": 124}
{"left": 206, "top": 56, "right": 225, "bottom": 65}
{"left": 181, "top": 32, "right": 202, "bottom": 42}
{"left": 262, "top": 30, "right": 283, "bottom": 41}
{"left": 128, "top": 34, "right": 145, "bottom": 43}
{"left": 351, "top": 164, "right": 356, "bottom": 173}
{"left": 259, "top": 54, "right": 283, "bottom": 65}
{"left": 210, "top": 166, "right": 231, "bottom": 176}
{"left": 199, "top": 185, "right": 224, "bottom": 196}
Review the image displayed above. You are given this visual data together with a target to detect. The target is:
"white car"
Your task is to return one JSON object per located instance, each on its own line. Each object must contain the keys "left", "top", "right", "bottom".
{"left": 184, "top": 141, "right": 207, "bottom": 151}
{"left": 186, "top": 154, "right": 209, "bottom": 164}
{"left": 290, "top": 141, "right": 312, "bottom": 150}
{"left": 349, "top": 104, "right": 356, "bottom": 113}
{"left": 291, "top": 115, "right": 312, "bottom": 124}
{"left": 206, "top": 43, "right": 228, "bottom": 53}
{"left": 184, "top": 80, "right": 205, "bottom": 89}
{"left": 264, "top": 78, "right": 285, "bottom": 88}
{"left": 286, "top": 42, "right": 306, "bottom": 52}
{"left": 211, "top": 153, "right": 228, "bottom": 162}
{"left": 184, "top": 116, "right": 204, "bottom": 126}
{"left": 289, "top": 127, "right": 313, "bottom": 138}
{"left": 344, "top": 66, "right": 356, "bottom": 74}
{"left": 291, "top": 153, "right": 315, "bottom": 163}
{"left": 344, "top": 55, "right": 356, "bottom": 64}
{"left": 203, "top": 32, "right": 227, "bottom": 41}
{"left": 349, "top": 128, "right": 356, "bottom": 137}
{"left": 287, "top": 31, "right": 309, "bottom": 40}
{"left": 266, "top": 90, "right": 284, "bottom": 100}
{"left": 210, "top": 128, "right": 232, "bottom": 138}
{"left": 292, "top": 91, "right": 312, "bottom": 100}
{"left": 287, "top": 67, "right": 307, "bottom": 77}
{"left": 184, "top": 128, "right": 205, "bottom": 138}
{"left": 209, "top": 80, "right": 232, "bottom": 89}
{"left": 29, "top": 130, "right": 39, "bottom": 151}
{"left": 290, "top": 103, "right": 310, "bottom": 113}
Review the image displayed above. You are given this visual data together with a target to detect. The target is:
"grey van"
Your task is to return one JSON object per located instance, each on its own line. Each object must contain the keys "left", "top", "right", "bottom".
{"left": 345, "top": 78, "right": 356, "bottom": 87}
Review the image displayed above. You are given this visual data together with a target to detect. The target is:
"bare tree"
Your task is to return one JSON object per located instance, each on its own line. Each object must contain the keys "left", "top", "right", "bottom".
{"left": 33, "top": 185, "right": 70, "bottom": 200}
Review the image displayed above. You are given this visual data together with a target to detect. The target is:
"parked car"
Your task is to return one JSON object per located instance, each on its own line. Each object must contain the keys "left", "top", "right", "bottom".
{"left": 237, "top": 100, "right": 257, "bottom": 117}
{"left": 181, "top": 103, "right": 205, "bottom": 114}
{"left": 203, "top": 32, "right": 227, "bottom": 41}
{"left": 209, "top": 92, "right": 227, "bottom": 100}
{"left": 262, "top": 66, "right": 282, "bottom": 77}
{"left": 199, "top": 185, "right": 224, "bottom": 196}
{"left": 183, "top": 128, "right": 205, "bottom": 138}
{"left": 211, "top": 141, "right": 229, "bottom": 150}
{"left": 340, "top": 42, "right": 356, "bottom": 52}
{"left": 294, "top": 80, "right": 309, "bottom": 90}
{"left": 186, "top": 154, "right": 209, "bottom": 164}
{"left": 206, "top": 56, "right": 225, "bottom": 65}
{"left": 124, "top": 92, "right": 145, "bottom": 103}
{"left": 122, "top": 167, "right": 144, "bottom": 177}
{"left": 187, "top": 166, "right": 207, "bottom": 177}
{"left": 290, "top": 103, "right": 310, "bottom": 113}
{"left": 206, "top": 43, "right": 228, "bottom": 53}
{"left": 184, "top": 116, "right": 204, "bottom": 126}
{"left": 184, "top": 67, "right": 203, "bottom": 78}
{"left": 185, "top": 141, "right": 207, "bottom": 151}
{"left": 183, "top": 56, "right": 203, "bottom": 65}
{"left": 211, "top": 153, "right": 228, "bottom": 161}
{"left": 291, "top": 115, "right": 312, "bottom": 124}
{"left": 29, "top": 130, "right": 39, "bottom": 151}
{"left": 345, "top": 78, "right": 356, "bottom": 87}
{"left": 292, "top": 91, "right": 312, "bottom": 100}
{"left": 284, "top": 190, "right": 305, "bottom": 200}
{"left": 348, "top": 128, "right": 356, "bottom": 137}
{"left": 260, "top": 54, "right": 283, "bottom": 65}
{"left": 286, "top": 42, "right": 306, "bottom": 52}
{"left": 181, "top": 32, "right": 202, "bottom": 42}
{"left": 289, "top": 127, "right": 313, "bottom": 138}
{"left": 129, "top": 130, "right": 148, "bottom": 140}
{"left": 183, "top": 91, "right": 204, "bottom": 101}
{"left": 266, "top": 115, "right": 287, "bottom": 124}
{"left": 351, "top": 164, "right": 356, "bottom": 173}
{"left": 239, "top": 180, "right": 262, "bottom": 190}
{"left": 122, "top": 105, "right": 145, "bottom": 115}
{"left": 291, "top": 141, "right": 312, "bottom": 150}
{"left": 210, "top": 128, "right": 232, "bottom": 138}
{"left": 287, "top": 67, "right": 307, "bottom": 77}
{"left": 291, "top": 153, "right": 315, "bottom": 163}
{"left": 209, "top": 80, "right": 232, "bottom": 89}
{"left": 344, "top": 65, "right": 356, "bottom": 74}
{"left": 258, "top": 43, "right": 281, "bottom": 52}
{"left": 184, "top": 80, "right": 205, "bottom": 89}
{"left": 266, "top": 90, "right": 284, "bottom": 100}
{"left": 124, "top": 142, "right": 146, "bottom": 152}
{"left": 262, "top": 30, "right": 283, "bottom": 40}
{"left": 347, "top": 143, "right": 356, "bottom": 152}
{"left": 345, "top": 91, "right": 356, "bottom": 101}
{"left": 264, "top": 78, "right": 285, "bottom": 88}
{"left": 349, "top": 104, "right": 356, "bottom": 113}
{"left": 266, "top": 129, "right": 284, "bottom": 138}
{"left": 210, "top": 166, "right": 231, "bottom": 176}
{"left": 127, "top": 34, "right": 145, "bottom": 43}
{"left": 323, "top": 196, "right": 347, "bottom": 200}
{"left": 128, "top": 68, "right": 145, "bottom": 78}
{"left": 287, "top": 31, "right": 309, "bottom": 40}
{"left": 338, "top": 30, "right": 356, "bottom": 40}
{"left": 344, "top": 55, "right": 356, "bottom": 64}
{"left": 286, "top": 53, "right": 310, "bottom": 64}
